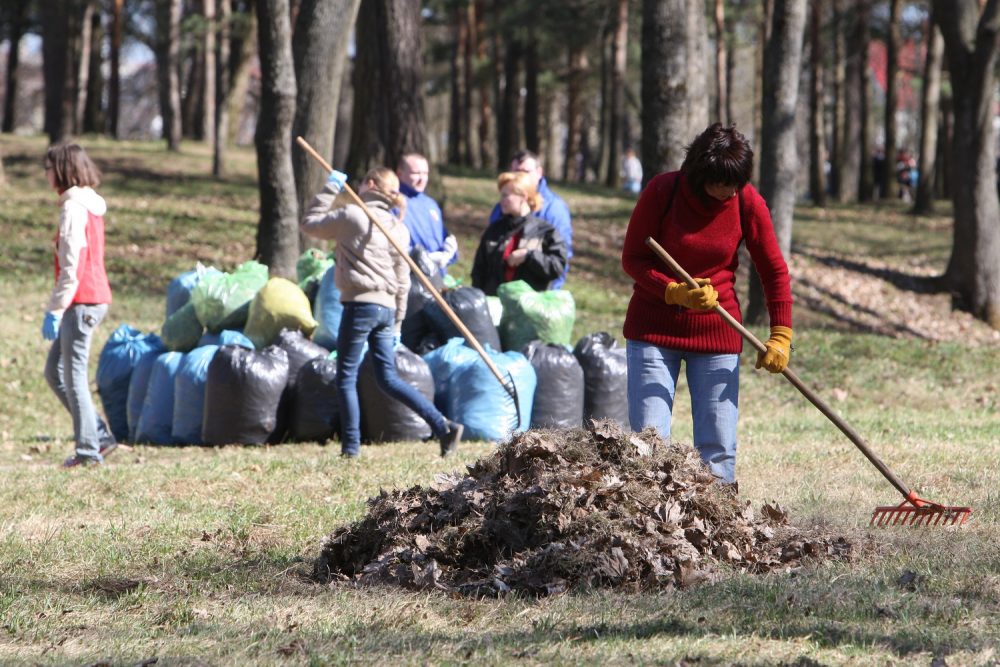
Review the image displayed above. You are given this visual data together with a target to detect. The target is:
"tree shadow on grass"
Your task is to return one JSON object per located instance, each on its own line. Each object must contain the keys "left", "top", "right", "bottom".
{"left": 794, "top": 249, "right": 947, "bottom": 295}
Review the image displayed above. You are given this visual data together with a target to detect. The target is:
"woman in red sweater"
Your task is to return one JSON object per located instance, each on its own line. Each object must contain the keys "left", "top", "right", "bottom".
{"left": 621, "top": 123, "right": 793, "bottom": 484}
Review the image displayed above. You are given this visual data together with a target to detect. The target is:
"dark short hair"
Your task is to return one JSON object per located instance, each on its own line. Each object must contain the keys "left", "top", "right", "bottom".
{"left": 510, "top": 149, "right": 541, "bottom": 167}
{"left": 45, "top": 143, "right": 101, "bottom": 190}
{"left": 680, "top": 123, "right": 753, "bottom": 196}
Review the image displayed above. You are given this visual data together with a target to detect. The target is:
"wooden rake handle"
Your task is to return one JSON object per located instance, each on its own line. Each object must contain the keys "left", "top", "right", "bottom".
{"left": 644, "top": 236, "right": 915, "bottom": 503}
{"left": 296, "top": 137, "right": 517, "bottom": 407}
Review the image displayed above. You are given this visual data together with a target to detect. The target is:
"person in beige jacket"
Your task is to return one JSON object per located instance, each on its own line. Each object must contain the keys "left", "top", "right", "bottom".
{"left": 301, "top": 166, "right": 463, "bottom": 458}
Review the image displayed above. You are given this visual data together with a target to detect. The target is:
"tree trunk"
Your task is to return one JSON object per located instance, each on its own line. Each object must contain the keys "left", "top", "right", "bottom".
{"left": 714, "top": 0, "right": 728, "bottom": 123}
{"left": 496, "top": 37, "right": 520, "bottom": 171}
{"left": 346, "top": 0, "right": 428, "bottom": 178}
{"left": 857, "top": 0, "right": 874, "bottom": 201}
{"left": 829, "top": 0, "right": 846, "bottom": 200}
{"left": 476, "top": 0, "right": 494, "bottom": 169}
{"left": 213, "top": 0, "right": 231, "bottom": 175}
{"left": 747, "top": 0, "right": 806, "bottom": 324}
{"left": 605, "top": 0, "right": 628, "bottom": 188}
{"left": 935, "top": 0, "right": 1000, "bottom": 329}
{"left": 254, "top": 0, "right": 299, "bottom": 279}
{"left": 82, "top": 6, "right": 105, "bottom": 134}
{"left": 563, "top": 46, "right": 587, "bottom": 181}
{"left": 203, "top": 0, "right": 217, "bottom": 149}
{"left": 447, "top": 4, "right": 466, "bottom": 165}
{"left": 291, "top": 0, "right": 361, "bottom": 236}
{"left": 462, "top": 1, "right": 476, "bottom": 166}
{"left": 641, "top": 0, "right": 709, "bottom": 179}
{"left": 808, "top": 0, "right": 825, "bottom": 205}
{"left": 523, "top": 38, "right": 540, "bottom": 154}
{"left": 225, "top": 4, "right": 257, "bottom": 146}
{"left": 3, "top": 0, "right": 29, "bottom": 133}
{"left": 182, "top": 8, "right": 206, "bottom": 141}
{"left": 912, "top": 20, "right": 943, "bottom": 215}
{"left": 109, "top": 0, "right": 123, "bottom": 137}
{"left": 936, "top": 93, "right": 952, "bottom": 200}
{"left": 881, "top": 0, "right": 902, "bottom": 200}
{"left": 156, "top": 0, "right": 183, "bottom": 150}
{"left": 74, "top": 0, "right": 96, "bottom": 134}
{"left": 42, "top": 0, "right": 71, "bottom": 143}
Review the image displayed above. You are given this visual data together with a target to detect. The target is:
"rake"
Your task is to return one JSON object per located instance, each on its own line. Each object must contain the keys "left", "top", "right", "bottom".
{"left": 645, "top": 237, "right": 971, "bottom": 527}
{"left": 296, "top": 137, "right": 522, "bottom": 429}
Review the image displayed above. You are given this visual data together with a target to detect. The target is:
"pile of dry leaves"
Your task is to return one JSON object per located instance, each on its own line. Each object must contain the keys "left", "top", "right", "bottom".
{"left": 313, "top": 421, "right": 854, "bottom": 596}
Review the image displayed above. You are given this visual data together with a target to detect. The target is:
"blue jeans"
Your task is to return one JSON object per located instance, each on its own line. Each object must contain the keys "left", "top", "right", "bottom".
{"left": 336, "top": 302, "right": 448, "bottom": 456}
{"left": 44, "top": 303, "right": 113, "bottom": 462}
{"left": 626, "top": 340, "right": 739, "bottom": 483}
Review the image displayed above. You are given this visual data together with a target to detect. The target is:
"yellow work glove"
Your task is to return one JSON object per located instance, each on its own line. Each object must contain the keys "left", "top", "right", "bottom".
{"left": 664, "top": 278, "right": 718, "bottom": 311}
{"left": 756, "top": 326, "right": 793, "bottom": 373}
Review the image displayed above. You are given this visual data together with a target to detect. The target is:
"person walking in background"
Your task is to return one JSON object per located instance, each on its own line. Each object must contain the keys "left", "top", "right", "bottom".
{"left": 488, "top": 150, "right": 573, "bottom": 288}
{"left": 301, "top": 167, "right": 463, "bottom": 458}
{"left": 42, "top": 143, "right": 118, "bottom": 468}
{"left": 621, "top": 147, "right": 643, "bottom": 195}
{"left": 620, "top": 123, "right": 793, "bottom": 484}
{"left": 396, "top": 153, "right": 458, "bottom": 276}
{"left": 472, "top": 171, "right": 569, "bottom": 296}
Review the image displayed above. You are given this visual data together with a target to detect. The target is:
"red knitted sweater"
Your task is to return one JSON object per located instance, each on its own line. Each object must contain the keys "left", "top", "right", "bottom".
{"left": 621, "top": 172, "right": 792, "bottom": 353}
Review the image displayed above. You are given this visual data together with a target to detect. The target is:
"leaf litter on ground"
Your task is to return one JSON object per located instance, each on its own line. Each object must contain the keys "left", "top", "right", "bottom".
{"left": 314, "top": 420, "right": 858, "bottom": 597}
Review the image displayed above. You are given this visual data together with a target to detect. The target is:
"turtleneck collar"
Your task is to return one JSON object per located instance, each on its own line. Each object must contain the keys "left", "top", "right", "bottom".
{"left": 677, "top": 173, "right": 735, "bottom": 218}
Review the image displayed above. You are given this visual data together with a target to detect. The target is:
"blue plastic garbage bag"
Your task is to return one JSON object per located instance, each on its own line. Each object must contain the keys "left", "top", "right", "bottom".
{"left": 97, "top": 325, "right": 165, "bottom": 442}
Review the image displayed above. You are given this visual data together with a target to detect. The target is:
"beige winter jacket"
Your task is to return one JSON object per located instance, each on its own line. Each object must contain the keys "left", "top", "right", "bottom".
{"left": 300, "top": 181, "right": 411, "bottom": 329}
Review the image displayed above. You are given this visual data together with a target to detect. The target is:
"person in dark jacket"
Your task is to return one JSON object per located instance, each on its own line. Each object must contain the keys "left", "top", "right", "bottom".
{"left": 472, "top": 171, "right": 568, "bottom": 296}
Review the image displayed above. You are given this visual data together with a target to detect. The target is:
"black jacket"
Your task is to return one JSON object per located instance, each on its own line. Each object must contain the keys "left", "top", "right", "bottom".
{"left": 471, "top": 214, "right": 569, "bottom": 296}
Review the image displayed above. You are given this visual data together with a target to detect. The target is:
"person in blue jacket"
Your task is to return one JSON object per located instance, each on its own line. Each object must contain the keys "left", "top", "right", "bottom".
{"left": 397, "top": 153, "right": 457, "bottom": 275}
{"left": 488, "top": 150, "right": 573, "bottom": 289}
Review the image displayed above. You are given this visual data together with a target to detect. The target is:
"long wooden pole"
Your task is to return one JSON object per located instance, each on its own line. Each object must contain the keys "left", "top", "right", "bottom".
{"left": 296, "top": 136, "right": 518, "bottom": 408}
{"left": 644, "top": 236, "right": 914, "bottom": 502}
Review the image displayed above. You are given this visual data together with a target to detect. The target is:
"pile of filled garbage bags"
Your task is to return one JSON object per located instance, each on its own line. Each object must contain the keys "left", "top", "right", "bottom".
{"left": 96, "top": 249, "right": 628, "bottom": 447}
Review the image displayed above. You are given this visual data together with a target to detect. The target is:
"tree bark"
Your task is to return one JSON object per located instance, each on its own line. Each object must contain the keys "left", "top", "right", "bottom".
{"left": 881, "top": 0, "right": 902, "bottom": 200}
{"left": 747, "top": 0, "right": 806, "bottom": 324}
{"left": 42, "top": 0, "right": 71, "bottom": 143}
{"left": 82, "top": 6, "right": 105, "bottom": 134}
{"left": 935, "top": 0, "right": 1000, "bottom": 329}
{"left": 346, "top": 0, "right": 428, "bottom": 178}
{"left": 109, "top": 0, "right": 123, "bottom": 137}
{"left": 912, "top": 20, "right": 943, "bottom": 215}
{"left": 2, "top": 0, "right": 29, "bottom": 133}
{"left": 213, "top": 0, "right": 232, "bottom": 175}
{"left": 641, "top": 0, "right": 709, "bottom": 179}
{"left": 496, "top": 37, "right": 520, "bottom": 171}
{"left": 74, "top": 0, "right": 96, "bottom": 134}
{"left": 523, "top": 38, "right": 540, "bottom": 154}
{"left": 476, "top": 0, "right": 494, "bottom": 169}
{"left": 291, "top": 0, "right": 361, "bottom": 234}
{"left": 605, "top": 0, "right": 628, "bottom": 188}
{"left": 225, "top": 4, "right": 257, "bottom": 146}
{"left": 714, "top": 0, "right": 728, "bottom": 123}
{"left": 448, "top": 3, "right": 466, "bottom": 165}
{"left": 462, "top": 1, "right": 476, "bottom": 165}
{"left": 808, "top": 0, "right": 825, "bottom": 205}
{"left": 829, "top": 0, "right": 846, "bottom": 200}
{"left": 254, "top": 0, "right": 299, "bottom": 279}
{"left": 203, "top": 0, "right": 217, "bottom": 149}
{"left": 857, "top": 0, "right": 874, "bottom": 201}
{"left": 563, "top": 46, "right": 587, "bottom": 181}
{"left": 156, "top": 0, "right": 183, "bottom": 150}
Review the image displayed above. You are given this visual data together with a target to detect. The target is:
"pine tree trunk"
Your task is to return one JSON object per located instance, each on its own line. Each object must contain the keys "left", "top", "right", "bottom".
{"left": 291, "top": 0, "right": 361, "bottom": 231}
{"left": 605, "top": 0, "right": 628, "bottom": 188}
{"left": 74, "top": 0, "right": 96, "bottom": 134}
{"left": 747, "top": 0, "right": 806, "bottom": 325}
{"left": 254, "top": 0, "right": 299, "bottom": 279}
{"left": 912, "top": 21, "right": 943, "bottom": 215}
{"left": 3, "top": 0, "right": 29, "bottom": 133}
{"left": 523, "top": 39, "right": 540, "bottom": 154}
{"left": 829, "top": 0, "right": 846, "bottom": 200}
{"left": 225, "top": 5, "right": 257, "bottom": 146}
{"left": 564, "top": 46, "right": 587, "bottom": 181}
{"left": 881, "top": 0, "right": 902, "bottom": 200}
{"left": 203, "top": 0, "right": 217, "bottom": 149}
{"left": 496, "top": 37, "right": 520, "bottom": 171}
{"left": 462, "top": 1, "right": 476, "bottom": 166}
{"left": 83, "top": 6, "right": 105, "bottom": 134}
{"left": 476, "top": 0, "right": 494, "bottom": 169}
{"left": 935, "top": 0, "right": 1000, "bottom": 329}
{"left": 156, "top": 0, "right": 183, "bottom": 150}
{"left": 109, "top": 0, "right": 123, "bottom": 137}
{"left": 42, "top": 0, "right": 71, "bottom": 143}
{"left": 857, "top": 0, "right": 874, "bottom": 201}
{"left": 447, "top": 4, "right": 466, "bottom": 165}
{"left": 641, "top": 0, "right": 709, "bottom": 178}
{"left": 213, "top": 0, "right": 231, "bottom": 176}
{"left": 714, "top": 0, "right": 728, "bottom": 123}
{"left": 808, "top": 0, "right": 826, "bottom": 205}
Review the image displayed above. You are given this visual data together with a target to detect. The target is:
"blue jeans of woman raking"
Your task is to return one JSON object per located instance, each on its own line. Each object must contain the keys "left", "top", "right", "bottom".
{"left": 626, "top": 340, "right": 739, "bottom": 483}
{"left": 336, "top": 302, "right": 448, "bottom": 456}
{"left": 44, "top": 303, "right": 114, "bottom": 462}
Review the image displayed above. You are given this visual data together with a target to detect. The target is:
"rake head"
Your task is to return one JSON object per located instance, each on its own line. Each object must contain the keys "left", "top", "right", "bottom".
{"left": 870, "top": 493, "right": 972, "bottom": 527}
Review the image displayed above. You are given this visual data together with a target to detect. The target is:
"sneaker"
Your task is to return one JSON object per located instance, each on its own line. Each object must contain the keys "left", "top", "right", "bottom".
{"left": 61, "top": 455, "right": 101, "bottom": 469}
{"left": 439, "top": 420, "right": 463, "bottom": 457}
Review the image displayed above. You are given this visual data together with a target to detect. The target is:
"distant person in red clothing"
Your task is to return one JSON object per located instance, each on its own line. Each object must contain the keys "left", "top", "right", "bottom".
{"left": 620, "top": 123, "right": 793, "bottom": 484}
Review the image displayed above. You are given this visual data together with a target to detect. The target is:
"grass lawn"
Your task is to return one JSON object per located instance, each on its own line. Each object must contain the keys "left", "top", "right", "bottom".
{"left": 0, "top": 134, "right": 998, "bottom": 666}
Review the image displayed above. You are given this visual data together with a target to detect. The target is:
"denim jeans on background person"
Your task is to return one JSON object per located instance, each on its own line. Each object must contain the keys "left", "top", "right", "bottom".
{"left": 335, "top": 301, "right": 449, "bottom": 457}
{"left": 626, "top": 340, "right": 739, "bottom": 483}
{"left": 44, "top": 303, "right": 113, "bottom": 462}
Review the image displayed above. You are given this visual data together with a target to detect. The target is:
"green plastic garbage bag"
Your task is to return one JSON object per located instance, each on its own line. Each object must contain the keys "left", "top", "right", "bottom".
{"left": 498, "top": 280, "right": 576, "bottom": 352}
{"left": 244, "top": 277, "right": 319, "bottom": 349}
{"left": 190, "top": 260, "right": 269, "bottom": 333}
{"left": 161, "top": 301, "right": 204, "bottom": 352}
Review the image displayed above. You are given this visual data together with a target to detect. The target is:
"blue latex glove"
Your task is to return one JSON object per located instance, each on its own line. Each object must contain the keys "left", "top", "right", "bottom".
{"left": 42, "top": 312, "right": 61, "bottom": 341}
{"left": 327, "top": 170, "right": 348, "bottom": 190}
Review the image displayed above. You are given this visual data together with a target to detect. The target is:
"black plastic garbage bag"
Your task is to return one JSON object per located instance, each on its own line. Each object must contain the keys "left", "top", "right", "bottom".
{"left": 422, "top": 286, "right": 501, "bottom": 352}
{"left": 291, "top": 358, "right": 339, "bottom": 443}
{"left": 400, "top": 247, "right": 444, "bottom": 353}
{"left": 523, "top": 341, "right": 584, "bottom": 429}
{"left": 573, "top": 332, "right": 629, "bottom": 427}
{"left": 271, "top": 329, "right": 329, "bottom": 443}
{"left": 358, "top": 345, "right": 435, "bottom": 442}
{"left": 202, "top": 345, "right": 290, "bottom": 445}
